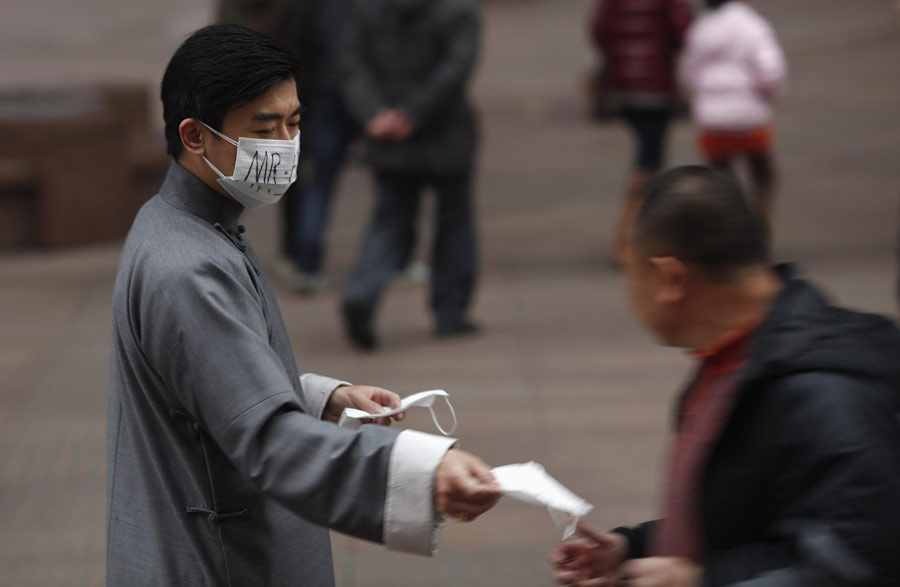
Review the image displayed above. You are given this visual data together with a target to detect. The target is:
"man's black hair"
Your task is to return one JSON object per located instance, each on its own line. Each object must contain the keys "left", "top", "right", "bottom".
{"left": 634, "top": 166, "right": 769, "bottom": 281}
{"left": 161, "top": 24, "right": 300, "bottom": 157}
{"left": 705, "top": 0, "right": 733, "bottom": 9}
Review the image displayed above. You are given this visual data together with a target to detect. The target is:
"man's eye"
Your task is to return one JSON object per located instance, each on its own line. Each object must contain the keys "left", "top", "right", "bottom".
{"left": 288, "top": 121, "right": 300, "bottom": 128}
{"left": 256, "top": 129, "right": 275, "bottom": 135}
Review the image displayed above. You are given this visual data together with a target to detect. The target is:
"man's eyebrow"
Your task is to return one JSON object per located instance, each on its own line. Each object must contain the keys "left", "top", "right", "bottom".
{"left": 251, "top": 111, "right": 284, "bottom": 122}
{"left": 250, "top": 105, "right": 304, "bottom": 122}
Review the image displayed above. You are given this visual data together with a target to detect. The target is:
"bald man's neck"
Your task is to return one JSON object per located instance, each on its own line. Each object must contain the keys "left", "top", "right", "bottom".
{"left": 678, "top": 265, "right": 781, "bottom": 352}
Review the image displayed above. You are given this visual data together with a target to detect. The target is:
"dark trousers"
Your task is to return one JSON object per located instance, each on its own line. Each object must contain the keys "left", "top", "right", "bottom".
{"left": 620, "top": 105, "right": 672, "bottom": 171}
{"left": 282, "top": 88, "right": 358, "bottom": 274}
{"left": 343, "top": 170, "right": 477, "bottom": 326}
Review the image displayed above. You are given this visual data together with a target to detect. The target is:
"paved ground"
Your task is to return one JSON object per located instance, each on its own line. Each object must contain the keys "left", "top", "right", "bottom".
{"left": 1, "top": 1, "right": 898, "bottom": 585}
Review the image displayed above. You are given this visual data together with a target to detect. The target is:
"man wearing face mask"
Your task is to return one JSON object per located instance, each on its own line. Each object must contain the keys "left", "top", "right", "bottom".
{"left": 107, "top": 25, "right": 501, "bottom": 587}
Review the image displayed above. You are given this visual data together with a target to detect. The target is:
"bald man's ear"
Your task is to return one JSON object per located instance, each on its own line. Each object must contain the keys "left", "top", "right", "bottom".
{"left": 178, "top": 119, "right": 206, "bottom": 156}
{"left": 649, "top": 256, "right": 689, "bottom": 306}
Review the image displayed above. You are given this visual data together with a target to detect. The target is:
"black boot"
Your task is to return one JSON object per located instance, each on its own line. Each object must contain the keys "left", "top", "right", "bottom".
{"left": 341, "top": 301, "right": 377, "bottom": 350}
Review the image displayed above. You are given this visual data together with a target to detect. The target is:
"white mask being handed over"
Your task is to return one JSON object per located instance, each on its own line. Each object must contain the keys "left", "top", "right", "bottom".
{"left": 200, "top": 121, "right": 300, "bottom": 209}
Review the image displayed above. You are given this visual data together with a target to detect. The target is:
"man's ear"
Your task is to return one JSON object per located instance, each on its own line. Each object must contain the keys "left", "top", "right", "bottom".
{"left": 648, "top": 256, "right": 689, "bottom": 306}
{"left": 178, "top": 119, "right": 206, "bottom": 156}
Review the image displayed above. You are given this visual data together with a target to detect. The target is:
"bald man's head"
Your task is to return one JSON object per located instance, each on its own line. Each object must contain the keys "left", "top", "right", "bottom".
{"left": 633, "top": 166, "right": 769, "bottom": 283}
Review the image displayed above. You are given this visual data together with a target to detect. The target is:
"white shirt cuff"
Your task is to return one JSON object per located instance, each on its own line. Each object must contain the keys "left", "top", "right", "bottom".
{"left": 299, "top": 373, "right": 350, "bottom": 420}
{"left": 383, "top": 430, "right": 457, "bottom": 556}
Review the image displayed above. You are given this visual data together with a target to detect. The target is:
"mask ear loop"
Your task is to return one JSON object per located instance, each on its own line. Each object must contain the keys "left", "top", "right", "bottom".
{"left": 202, "top": 155, "right": 228, "bottom": 180}
{"left": 200, "top": 121, "right": 239, "bottom": 147}
{"left": 428, "top": 396, "right": 458, "bottom": 436}
{"left": 199, "top": 121, "right": 239, "bottom": 180}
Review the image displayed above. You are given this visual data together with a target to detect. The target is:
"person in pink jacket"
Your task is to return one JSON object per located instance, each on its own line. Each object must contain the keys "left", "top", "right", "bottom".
{"left": 679, "top": 0, "right": 787, "bottom": 229}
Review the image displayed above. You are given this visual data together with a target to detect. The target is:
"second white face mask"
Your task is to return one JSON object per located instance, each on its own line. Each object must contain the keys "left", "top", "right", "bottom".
{"left": 200, "top": 121, "right": 300, "bottom": 209}
{"left": 338, "top": 389, "right": 458, "bottom": 436}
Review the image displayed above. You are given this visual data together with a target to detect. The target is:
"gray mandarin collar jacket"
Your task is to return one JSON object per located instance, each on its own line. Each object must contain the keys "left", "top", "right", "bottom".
{"left": 107, "top": 162, "right": 454, "bottom": 586}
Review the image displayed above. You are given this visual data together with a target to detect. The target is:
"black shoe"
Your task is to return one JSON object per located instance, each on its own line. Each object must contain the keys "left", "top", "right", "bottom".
{"left": 341, "top": 302, "right": 377, "bottom": 350}
{"left": 435, "top": 320, "right": 481, "bottom": 339}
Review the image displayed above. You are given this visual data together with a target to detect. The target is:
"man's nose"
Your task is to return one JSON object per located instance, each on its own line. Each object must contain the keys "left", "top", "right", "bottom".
{"left": 275, "top": 125, "right": 294, "bottom": 140}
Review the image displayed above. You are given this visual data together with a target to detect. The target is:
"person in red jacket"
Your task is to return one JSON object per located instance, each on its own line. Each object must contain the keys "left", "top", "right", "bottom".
{"left": 590, "top": 0, "right": 692, "bottom": 265}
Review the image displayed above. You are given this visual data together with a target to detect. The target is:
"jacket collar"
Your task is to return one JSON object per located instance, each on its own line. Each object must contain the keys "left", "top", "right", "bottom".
{"left": 674, "top": 264, "right": 799, "bottom": 427}
{"left": 159, "top": 160, "right": 244, "bottom": 231}
{"left": 739, "top": 263, "right": 824, "bottom": 385}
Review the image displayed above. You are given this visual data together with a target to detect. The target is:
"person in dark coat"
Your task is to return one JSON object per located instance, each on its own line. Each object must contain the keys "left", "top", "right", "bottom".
{"left": 551, "top": 166, "right": 900, "bottom": 587}
{"left": 269, "top": 0, "right": 365, "bottom": 294}
{"left": 338, "top": 0, "right": 481, "bottom": 349}
{"left": 590, "top": 0, "right": 692, "bottom": 265}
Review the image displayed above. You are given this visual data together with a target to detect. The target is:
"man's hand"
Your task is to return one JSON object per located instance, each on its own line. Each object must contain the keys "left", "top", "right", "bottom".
{"left": 434, "top": 449, "right": 501, "bottom": 522}
{"left": 550, "top": 521, "right": 627, "bottom": 586}
{"left": 617, "top": 557, "right": 702, "bottom": 587}
{"left": 323, "top": 385, "right": 406, "bottom": 425}
{"left": 364, "top": 109, "right": 414, "bottom": 141}
{"left": 385, "top": 109, "right": 414, "bottom": 141}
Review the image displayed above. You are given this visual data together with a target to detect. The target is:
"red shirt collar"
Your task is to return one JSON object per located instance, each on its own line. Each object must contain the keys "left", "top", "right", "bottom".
{"left": 691, "top": 316, "right": 764, "bottom": 361}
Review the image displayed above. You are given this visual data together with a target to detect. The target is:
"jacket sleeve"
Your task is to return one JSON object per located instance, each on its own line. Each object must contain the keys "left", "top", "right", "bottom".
{"left": 677, "top": 26, "right": 700, "bottom": 94}
{"left": 703, "top": 373, "right": 900, "bottom": 587}
{"left": 748, "top": 24, "right": 787, "bottom": 102}
{"left": 402, "top": 2, "right": 481, "bottom": 127}
{"left": 666, "top": 0, "right": 693, "bottom": 51}
{"left": 140, "top": 257, "right": 446, "bottom": 549}
{"left": 338, "top": 1, "right": 385, "bottom": 125}
{"left": 613, "top": 521, "right": 658, "bottom": 560}
{"left": 590, "top": 0, "right": 610, "bottom": 52}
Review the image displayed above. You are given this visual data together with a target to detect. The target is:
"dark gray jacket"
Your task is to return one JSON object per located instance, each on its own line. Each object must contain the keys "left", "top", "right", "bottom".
{"left": 339, "top": 0, "right": 480, "bottom": 174}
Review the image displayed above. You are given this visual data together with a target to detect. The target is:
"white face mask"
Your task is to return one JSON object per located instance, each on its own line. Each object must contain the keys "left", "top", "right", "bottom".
{"left": 338, "top": 389, "right": 458, "bottom": 436}
{"left": 490, "top": 462, "right": 594, "bottom": 540}
{"left": 200, "top": 121, "right": 300, "bottom": 209}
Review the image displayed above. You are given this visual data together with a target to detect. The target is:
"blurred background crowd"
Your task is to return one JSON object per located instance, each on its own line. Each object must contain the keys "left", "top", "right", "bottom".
{"left": 1, "top": 0, "right": 898, "bottom": 585}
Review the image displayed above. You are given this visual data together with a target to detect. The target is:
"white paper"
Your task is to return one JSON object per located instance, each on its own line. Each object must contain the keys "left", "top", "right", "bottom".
{"left": 491, "top": 461, "right": 593, "bottom": 540}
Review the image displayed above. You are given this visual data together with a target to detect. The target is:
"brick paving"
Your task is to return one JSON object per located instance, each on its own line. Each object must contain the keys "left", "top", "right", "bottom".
{"left": 1, "top": 1, "right": 898, "bottom": 585}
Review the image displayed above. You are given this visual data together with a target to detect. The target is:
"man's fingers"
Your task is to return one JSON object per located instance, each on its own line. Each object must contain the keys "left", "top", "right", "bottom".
{"left": 435, "top": 450, "right": 501, "bottom": 520}
{"left": 356, "top": 399, "right": 389, "bottom": 426}
{"left": 460, "top": 454, "right": 501, "bottom": 493}
{"left": 467, "top": 461, "right": 500, "bottom": 490}
{"left": 555, "top": 569, "right": 580, "bottom": 585}
{"left": 576, "top": 520, "right": 616, "bottom": 546}
{"left": 550, "top": 543, "right": 578, "bottom": 565}
{"left": 441, "top": 476, "right": 501, "bottom": 518}
{"left": 555, "top": 571, "right": 609, "bottom": 587}
{"left": 370, "top": 388, "right": 402, "bottom": 410}
{"left": 456, "top": 473, "right": 502, "bottom": 504}
{"left": 374, "top": 389, "right": 406, "bottom": 422}
{"left": 357, "top": 387, "right": 406, "bottom": 423}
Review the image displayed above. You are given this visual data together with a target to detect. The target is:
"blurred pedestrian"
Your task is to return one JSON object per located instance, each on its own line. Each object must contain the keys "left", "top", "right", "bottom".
{"left": 338, "top": 0, "right": 482, "bottom": 350}
{"left": 680, "top": 0, "right": 787, "bottom": 231}
{"left": 270, "top": 0, "right": 362, "bottom": 295}
{"left": 107, "top": 25, "right": 501, "bottom": 586}
{"left": 551, "top": 166, "right": 900, "bottom": 587}
{"left": 217, "top": 0, "right": 282, "bottom": 36}
{"left": 589, "top": 0, "right": 693, "bottom": 265}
